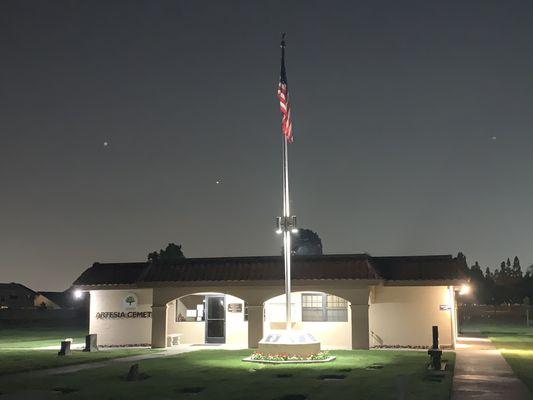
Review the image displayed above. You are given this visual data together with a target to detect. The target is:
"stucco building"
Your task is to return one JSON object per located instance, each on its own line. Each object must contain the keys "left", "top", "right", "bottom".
{"left": 73, "top": 254, "right": 467, "bottom": 350}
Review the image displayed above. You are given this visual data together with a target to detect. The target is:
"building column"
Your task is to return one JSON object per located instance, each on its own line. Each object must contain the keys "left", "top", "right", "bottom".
{"left": 247, "top": 305, "right": 264, "bottom": 349}
{"left": 151, "top": 304, "right": 168, "bottom": 349}
{"left": 350, "top": 304, "right": 369, "bottom": 350}
{"left": 449, "top": 286, "right": 458, "bottom": 349}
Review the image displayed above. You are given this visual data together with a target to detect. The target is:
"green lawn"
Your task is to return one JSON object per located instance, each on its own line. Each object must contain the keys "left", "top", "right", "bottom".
{"left": 0, "top": 348, "right": 155, "bottom": 376}
{"left": 0, "top": 323, "right": 154, "bottom": 375}
{"left": 0, "top": 349, "right": 455, "bottom": 400}
{"left": 0, "top": 326, "right": 88, "bottom": 349}
{"left": 462, "top": 322, "right": 533, "bottom": 393}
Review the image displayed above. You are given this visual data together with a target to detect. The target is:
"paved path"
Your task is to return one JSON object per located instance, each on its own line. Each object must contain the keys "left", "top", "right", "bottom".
{"left": 452, "top": 336, "right": 532, "bottom": 400}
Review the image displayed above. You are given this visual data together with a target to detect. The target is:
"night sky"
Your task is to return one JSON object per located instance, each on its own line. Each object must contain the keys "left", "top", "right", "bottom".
{"left": 2, "top": 1, "right": 533, "bottom": 291}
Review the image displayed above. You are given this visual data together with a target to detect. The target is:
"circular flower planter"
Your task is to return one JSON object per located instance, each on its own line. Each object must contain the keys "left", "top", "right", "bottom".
{"left": 242, "top": 355, "right": 336, "bottom": 364}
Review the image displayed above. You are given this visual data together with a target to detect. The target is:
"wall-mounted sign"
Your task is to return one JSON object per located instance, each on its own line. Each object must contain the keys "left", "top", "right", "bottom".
{"left": 95, "top": 311, "right": 152, "bottom": 319}
{"left": 439, "top": 305, "right": 451, "bottom": 311}
{"left": 123, "top": 293, "right": 138, "bottom": 309}
{"left": 186, "top": 309, "right": 198, "bottom": 318}
{"left": 228, "top": 303, "right": 243, "bottom": 313}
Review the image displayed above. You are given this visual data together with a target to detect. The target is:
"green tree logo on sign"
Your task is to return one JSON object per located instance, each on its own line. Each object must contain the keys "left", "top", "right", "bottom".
{"left": 123, "top": 293, "right": 138, "bottom": 309}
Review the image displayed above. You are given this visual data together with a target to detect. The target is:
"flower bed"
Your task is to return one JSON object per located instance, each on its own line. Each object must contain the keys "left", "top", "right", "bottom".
{"left": 249, "top": 351, "right": 332, "bottom": 362}
{"left": 371, "top": 344, "right": 428, "bottom": 350}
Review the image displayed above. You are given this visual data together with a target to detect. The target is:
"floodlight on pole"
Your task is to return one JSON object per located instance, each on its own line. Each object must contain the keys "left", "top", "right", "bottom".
{"left": 274, "top": 216, "right": 298, "bottom": 235}
{"left": 290, "top": 216, "right": 298, "bottom": 233}
{"left": 275, "top": 217, "right": 283, "bottom": 234}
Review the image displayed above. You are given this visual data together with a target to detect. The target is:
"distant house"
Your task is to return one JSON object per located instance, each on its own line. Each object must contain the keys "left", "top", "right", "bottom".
{"left": 0, "top": 283, "right": 61, "bottom": 309}
{"left": 39, "top": 290, "right": 79, "bottom": 310}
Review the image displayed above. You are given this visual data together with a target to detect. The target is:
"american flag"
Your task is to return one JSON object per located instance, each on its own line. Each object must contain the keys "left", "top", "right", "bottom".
{"left": 277, "top": 36, "right": 293, "bottom": 143}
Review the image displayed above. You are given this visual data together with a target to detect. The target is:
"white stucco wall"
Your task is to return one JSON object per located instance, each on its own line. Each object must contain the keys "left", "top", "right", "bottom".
{"left": 169, "top": 321, "right": 205, "bottom": 344}
{"left": 224, "top": 295, "right": 248, "bottom": 345}
{"left": 369, "top": 286, "right": 455, "bottom": 348}
{"left": 87, "top": 285, "right": 455, "bottom": 349}
{"left": 89, "top": 289, "right": 153, "bottom": 346}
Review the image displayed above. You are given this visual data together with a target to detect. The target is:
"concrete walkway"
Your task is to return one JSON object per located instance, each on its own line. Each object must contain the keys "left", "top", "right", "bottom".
{"left": 452, "top": 336, "right": 532, "bottom": 400}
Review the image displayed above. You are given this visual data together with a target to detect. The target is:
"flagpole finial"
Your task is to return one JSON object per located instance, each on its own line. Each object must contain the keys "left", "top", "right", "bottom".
{"left": 280, "top": 32, "right": 286, "bottom": 48}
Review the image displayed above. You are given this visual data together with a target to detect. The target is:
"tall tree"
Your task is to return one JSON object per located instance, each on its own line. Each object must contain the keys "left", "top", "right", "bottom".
{"left": 512, "top": 256, "right": 523, "bottom": 278}
{"left": 148, "top": 243, "right": 185, "bottom": 263}
{"left": 469, "top": 261, "right": 484, "bottom": 281}
{"left": 466, "top": 261, "right": 495, "bottom": 304}
{"left": 499, "top": 261, "right": 508, "bottom": 278}
{"left": 291, "top": 229, "right": 323, "bottom": 255}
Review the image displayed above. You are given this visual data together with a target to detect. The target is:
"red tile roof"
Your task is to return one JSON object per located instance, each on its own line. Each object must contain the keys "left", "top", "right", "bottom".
{"left": 73, "top": 254, "right": 467, "bottom": 287}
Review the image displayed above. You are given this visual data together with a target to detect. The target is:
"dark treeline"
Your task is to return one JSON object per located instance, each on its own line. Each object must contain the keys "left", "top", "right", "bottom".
{"left": 464, "top": 255, "right": 533, "bottom": 305}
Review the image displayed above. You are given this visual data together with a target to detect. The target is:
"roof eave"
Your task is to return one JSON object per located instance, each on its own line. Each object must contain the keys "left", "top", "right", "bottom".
{"left": 383, "top": 279, "right": 467, "bottom": 287}
{"left": 75, "top": 278, "right": 385, "bottom": 290}
{"left": 74, "top": 283, "right": 140, "bottom": 291}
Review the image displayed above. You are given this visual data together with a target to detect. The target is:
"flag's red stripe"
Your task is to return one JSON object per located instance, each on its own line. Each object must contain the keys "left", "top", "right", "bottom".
{"left": 277, "top": 83, "right": 293, "bottom": 142}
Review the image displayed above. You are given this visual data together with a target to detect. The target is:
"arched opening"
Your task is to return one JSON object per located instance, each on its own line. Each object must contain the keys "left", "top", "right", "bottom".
{"left": 263, "top": 291, "right": 352, "bottom": 349}
{"left": 166, "top": 292, "right": 248, "bottom": 347}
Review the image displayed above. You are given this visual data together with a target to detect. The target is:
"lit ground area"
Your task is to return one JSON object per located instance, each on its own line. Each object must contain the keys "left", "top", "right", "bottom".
{"left": 0, "top": 322, "right": 152, "bottom": 375}
{"left": 0, "top": 349, "right": 155, "bottom": 376}
{"left": 462, "top": 322, "right": 533, "bottom": 393}
{"left": 0, "top": 326, "right": 87, "bottom": 349}
{"left": 0, "top": 349, "right": 455, "bottom": 400}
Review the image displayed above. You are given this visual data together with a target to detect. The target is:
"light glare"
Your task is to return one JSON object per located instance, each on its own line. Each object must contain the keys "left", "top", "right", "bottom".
{"left": 459, "top": 284, "right": 470, "bottom": 296}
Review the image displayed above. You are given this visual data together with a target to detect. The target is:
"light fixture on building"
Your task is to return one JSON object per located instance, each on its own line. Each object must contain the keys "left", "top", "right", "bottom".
{"left": 458, "top": 284, "right": 470, "bottom": 296}
{"left": 74, "top": 289, "right": 83, "bottom": 299}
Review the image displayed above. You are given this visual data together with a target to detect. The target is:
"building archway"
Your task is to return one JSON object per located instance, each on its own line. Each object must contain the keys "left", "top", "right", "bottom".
{"left": 263, "top": 291, "right": 353, "bottom": 349}
{"left": 165, "top": 292, "right": 248, "bottom": 347}
{"left": 150, "top": 285, "right": 370, "bottom": 349}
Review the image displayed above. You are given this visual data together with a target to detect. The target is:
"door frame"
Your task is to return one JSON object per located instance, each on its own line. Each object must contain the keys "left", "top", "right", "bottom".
{"left": 204, "top": 295, "right": 226, "bottom": 344}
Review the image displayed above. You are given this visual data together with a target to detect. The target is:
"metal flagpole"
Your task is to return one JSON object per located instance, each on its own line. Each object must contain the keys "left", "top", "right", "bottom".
{"left": 279, "top": 34, "right": 293, "bottom": 332}
{"left": 282, "top": 133, "right": 292, "bottom": 331}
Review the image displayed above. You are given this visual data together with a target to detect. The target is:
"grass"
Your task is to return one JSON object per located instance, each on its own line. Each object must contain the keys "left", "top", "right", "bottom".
{"left": 0, "top": 323, "right": 454, "bottom": 398}
{"left": 0, "top": 348, "right": 155, "bottom": 376}
{"left": 0, "top": 349, "right": 455, "bottom": 400}
{"left": 0, "top": 326, "right": 88, "bottom": 349}
{"left": 0, "top": 322, "right": 154, "bottom": 375}
{"left": 462, "top": 321, "right": 533, "bottom": 393}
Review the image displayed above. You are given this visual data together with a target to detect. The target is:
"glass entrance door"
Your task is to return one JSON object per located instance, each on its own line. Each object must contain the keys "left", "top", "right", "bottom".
{"left": 205, "top": 295, "right": 225, "bottom": 343}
